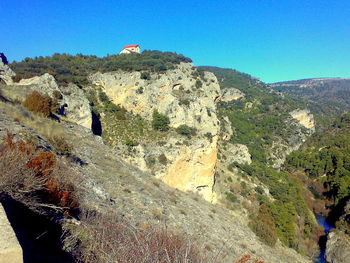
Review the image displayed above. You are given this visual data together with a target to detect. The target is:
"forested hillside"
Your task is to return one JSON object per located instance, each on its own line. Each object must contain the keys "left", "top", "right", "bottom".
{"left": 10, "top": 51, "right": 192, "bottom": 85}
{"left": 285, "top": 114, "right": 350, "bottom": 232}
{"left": 271, "top": 78, "right": 350, "bottom": 116}
{"left": 202, "top": 66, "right": 319, "bottom": 253}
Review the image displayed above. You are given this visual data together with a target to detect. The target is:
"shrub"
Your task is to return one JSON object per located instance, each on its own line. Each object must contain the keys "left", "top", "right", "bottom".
{"left": 0, "top": 132, "right": 80, "bottom": 214}
{"left": 195, "top": 79, "right": 203, "bottom": 89}
{"left": 23, "top": 91, "right": 51, "bottom": 117}
{"left": 65, "top": 212, "right": 205, "bottom": 263}
{"left": 125, "top": 138, "right": 138, "bottom": 147}
{"left": 249, "top": 205, "right": 277, "bottom": 246}
{"left": 176, "top": 124, "right": 197, "bottom": 138}
{"left": 152, "top": 110, "right": 170, "bottom": 132}
{"left": 140, "top": 71, "right": 151, "bottom": 80}
{"left": 158, "top": 153, "right": 168, "bottom": 165}
{"left": 48, "top": 135, "right": 73, "bottom": 155}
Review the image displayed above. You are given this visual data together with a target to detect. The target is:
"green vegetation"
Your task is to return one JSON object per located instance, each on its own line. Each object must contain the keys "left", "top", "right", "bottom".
{"left": 286, "top": 113, "right": 350, "bottom": 206}
{"left": 152, "top": 110, "right": 170, "bottom": 132}
{"left": 206, "top": 66, "right": 317, "bottom": 249}
{"left": 249, "top": 205, "right": 278, "bottom": 246}
{"left": 176, "top": 124, "right": 197, "bottom": 138}
{"left": 11, "top": 51, "right": 192, "bottom": 86}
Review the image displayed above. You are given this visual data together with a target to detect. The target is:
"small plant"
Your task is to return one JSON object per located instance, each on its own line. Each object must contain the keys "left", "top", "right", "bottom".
{"left": 195, "top": 79, "right": 203, "bottom": 89}
{"left": 204, "top": 132, "right": 213, "bottom": 142}
{"left": 48, "top": 135, "right": 73, "bottom": 155}
{"left": 176, "top": 124, "right": 197, "bottom": 138}
{"left": 225, "top": 192, "right": 238, "bottom": 203}
{"left": 136, "top": 86, "right": 144, "bottom": 94}
{"left": 152, "top": 110, "right": 170, "bottom": 132}
{"left": 23, "top": 91, "right": 51, "bottom": 117}
{"left": 125, "top": 138, "right": 138, "bottom": 147}
{"left": 140, "top": 71, "right": 151, "bottom": 80}
{"left": 158, "top": 153, "right": 168, "bottom": 165}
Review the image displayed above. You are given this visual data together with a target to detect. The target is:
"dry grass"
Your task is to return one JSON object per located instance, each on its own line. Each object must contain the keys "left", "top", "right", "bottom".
{"left": 65, "top": 211, "right": 210, "bottom": 263}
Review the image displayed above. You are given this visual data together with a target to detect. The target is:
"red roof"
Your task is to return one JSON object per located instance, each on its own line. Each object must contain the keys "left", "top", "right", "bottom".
{"left": 124, "top": 44, "right": 139, "bottom": 48}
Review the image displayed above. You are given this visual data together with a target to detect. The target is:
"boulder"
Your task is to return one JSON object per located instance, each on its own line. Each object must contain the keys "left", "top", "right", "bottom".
{"left": 0, "top": 204, "right": 23, "bottom": 263}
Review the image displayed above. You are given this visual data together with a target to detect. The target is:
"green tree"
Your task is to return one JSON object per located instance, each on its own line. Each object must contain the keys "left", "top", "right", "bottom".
{"left": 152, "top": 110, "right": 170, "bottom": 132}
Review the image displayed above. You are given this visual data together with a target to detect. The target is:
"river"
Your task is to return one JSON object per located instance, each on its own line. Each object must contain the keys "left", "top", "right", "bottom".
{"left": 315, "top": 215, "right": 334, "bottom": 263}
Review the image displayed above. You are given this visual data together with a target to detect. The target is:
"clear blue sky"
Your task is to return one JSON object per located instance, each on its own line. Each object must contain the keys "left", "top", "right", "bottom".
{"left": 1, "top": 0, "right": 350, "bottom": 83}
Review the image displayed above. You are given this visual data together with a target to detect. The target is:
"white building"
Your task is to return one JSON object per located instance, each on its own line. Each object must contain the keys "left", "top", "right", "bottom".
{"left": 119, "top": 44, "right": 141, "bottom": 54}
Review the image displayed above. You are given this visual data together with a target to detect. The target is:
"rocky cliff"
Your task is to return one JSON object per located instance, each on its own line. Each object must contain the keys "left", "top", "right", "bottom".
{"left": 326, "top": 230, "right": 350, "bottom": 263}
{"left": 89, "top": 63, "right": 221, "bottom": 202}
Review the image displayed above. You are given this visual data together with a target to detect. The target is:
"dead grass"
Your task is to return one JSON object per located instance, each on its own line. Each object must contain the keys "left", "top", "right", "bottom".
{"left": 64, "top": 211, "right": 210, "bottom": 263}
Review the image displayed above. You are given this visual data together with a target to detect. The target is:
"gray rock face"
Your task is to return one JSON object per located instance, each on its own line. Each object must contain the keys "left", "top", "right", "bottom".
{"left": 0, "top": 204, "right": 23, "bottom": 263}
{"left": 0, "top": 61, "right": 16, "bottom": 85}
{"left": 326, "top": 231, "right": 350, "bottom": 263}
{"left": 18, "top": 73, "right": 60, "bottom": 96}
{"left": 225, "top": 143, "right": 252, "bottom": 165}
{"left": 6, "top": 73, "right": 92, "bottom": 130}
{"left": 221, "top": 88, "right": 244, "bottom": 102}
{"left": 59, "top": 84, "right": 92, "bottom": 129}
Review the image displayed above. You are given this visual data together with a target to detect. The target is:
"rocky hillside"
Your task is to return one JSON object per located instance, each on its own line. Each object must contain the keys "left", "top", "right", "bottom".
{"left": 0, "top": 52, "right": 321, "bottom": 262}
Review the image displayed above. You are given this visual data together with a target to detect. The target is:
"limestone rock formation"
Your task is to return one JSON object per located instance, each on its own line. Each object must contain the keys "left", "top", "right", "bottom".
{"left": 0, "top": 204, "right": 23, "bottom": 263}
{"left": 3, "top": 73, "right": 92, "bottom": 130}
{"left": 290, "top": 109, "right": 315, "bottom": 130}
{"left": 18, "top": 73, "right": 60, "bottom": 96}
{"left": 59, "top": 83, "right": 92, "bottom": 129}
{"left": 221, "top": 87, "right": 244, "bottom": 102}
{"left": 0, "top": 60, "right": 16, "bottom": 85}
{"left": 225, "top": 143, "right": 252, "bottom": 165}
{"left": 326, "top": 231, "right": 350, "bottom": 263}
{"left": 269, "top": 110, "right": 315, "bottom": 168}
{"left": 89, "top": 63, "right": 221, "bottom": 201}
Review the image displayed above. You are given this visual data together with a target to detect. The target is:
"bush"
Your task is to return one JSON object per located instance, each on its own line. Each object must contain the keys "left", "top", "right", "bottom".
{"left": 249, "top": 205, "right": 277, "bottom": 246}
{"left": 66, "top": 212, "right": 206, "bottom": 263}
{"left": 0, "top": 132, "right": 80, "bottom": 214}
{"left": 23, "top": 91, "right": 51, "bottom": 117}
{"left": 48, "top": 135, "right": 73, "bottom": 155}
{"left": 152, "top": 110, "right": 170, "bottom": 132}
{"left": 140, "top": 71, "right": 151, "bottom": 80}
{"left": 195, "top": 79, "right": 203, "bottom": 89}
{"left": 176, "top": 124, "right": 197, "bottom": 138}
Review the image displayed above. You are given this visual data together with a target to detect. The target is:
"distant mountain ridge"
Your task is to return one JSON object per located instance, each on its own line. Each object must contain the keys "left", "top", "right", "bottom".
{"left": 270, "top": 77, "right": 350, "bottom": 115}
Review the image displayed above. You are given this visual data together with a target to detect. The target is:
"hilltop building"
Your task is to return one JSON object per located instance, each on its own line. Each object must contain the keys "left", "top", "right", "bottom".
{"left": 119, "top": 44, "right": 141, "bottom": 54}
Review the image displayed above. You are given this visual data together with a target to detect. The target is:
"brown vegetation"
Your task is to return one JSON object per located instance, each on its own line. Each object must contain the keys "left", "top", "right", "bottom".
{"left": 23, "top": 91, "right": 51, "bottom": 117}
{"left": 0, "top": 132, "right": 79, "bottom": 214}
{"left": 65, "top": 211, "right": 209, "bottom": 263}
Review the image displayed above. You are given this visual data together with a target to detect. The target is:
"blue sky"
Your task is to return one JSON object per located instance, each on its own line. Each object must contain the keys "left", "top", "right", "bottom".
{"left": 1, "top": 0, "right": 350, "bottom": 83}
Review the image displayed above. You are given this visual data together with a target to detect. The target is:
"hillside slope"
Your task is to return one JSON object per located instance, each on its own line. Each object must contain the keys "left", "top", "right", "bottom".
{"left": 0, "top": 61, "right": 311, "bottom": 263}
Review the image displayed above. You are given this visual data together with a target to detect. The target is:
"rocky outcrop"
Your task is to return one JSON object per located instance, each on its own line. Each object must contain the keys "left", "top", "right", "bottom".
{"left": 89, "top": 63, "right": 221, "bottom": 201}
{"left": 221, "top": 88, "right": 244, "bottom": 102}
{"left": 0, "top": 204, "right": 22, "bottom": 263}
{"left": 18, "top": 73, "right": 60, "bottom": 96}
{"left": 0, "top": 61, "right": 15, "bottom": 85}
{"left": 225, "top": 143, "right": 252, "bottom": 165}
{"left": 269, "top": 110, "right": 315, "bottom": 168}
{"left": 290, "top": 109, "right": 315, "bottom": 130}
{"left": 326, "top": 230, "right": 350, "bottom": 263}
{"left": 59, "top": 84, "right": 92, "bottom": 129}
{"left": 3, "top": 73, "right": 92, "bottom": 130}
